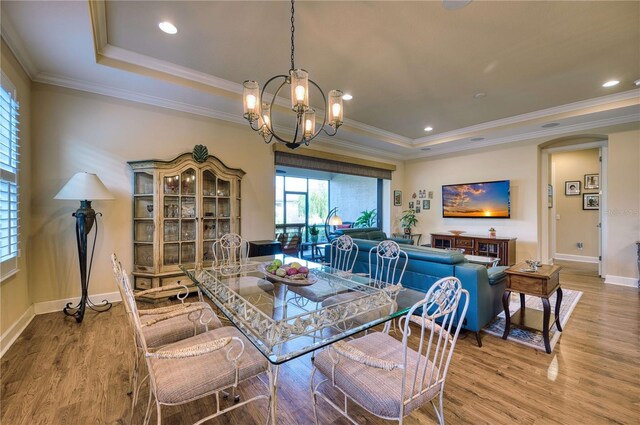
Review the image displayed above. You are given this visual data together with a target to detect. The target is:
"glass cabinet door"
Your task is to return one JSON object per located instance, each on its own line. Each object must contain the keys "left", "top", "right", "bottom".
{"left": 133, "top": 171, "right": 154, "bottom": 271}
{"left": 161, "top": 167, "right": 198, "bottom": 268}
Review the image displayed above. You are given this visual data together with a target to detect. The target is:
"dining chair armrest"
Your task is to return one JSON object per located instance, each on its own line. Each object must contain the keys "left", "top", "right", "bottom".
{"left": 330, "top": 341, "right": 403, "bottom": 371}
{"left": 135, "top": 283, "right": 193, "bottom": 299}
{"left": 147, "top": 336, "right": 245, "bottom": 360}
{"left": 141, "top": 304, "right": 208, "bottom": 327}
{"left": 404, "top": 315, "right": 453, "bottom": 343}
{"left": 138, "top": 302, "right": 194, "bottom": 316}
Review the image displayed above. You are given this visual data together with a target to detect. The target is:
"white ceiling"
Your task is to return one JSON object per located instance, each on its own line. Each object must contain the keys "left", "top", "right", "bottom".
{"left": 2, "top": 1, "right": 639, "bottom": 160}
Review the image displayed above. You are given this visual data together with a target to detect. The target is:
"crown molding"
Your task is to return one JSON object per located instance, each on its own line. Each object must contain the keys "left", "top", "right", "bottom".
{"left": 0, "top": 12, "right": 38, "bottom": 79}
{"left": 34, "top": 72, "right": 246, "bottom": 125}
{"left": 413, "top": 89, "right": 640, "bottom": 145}
{"left": 32, "top": 71, "right": 408, "bottom": 162}
{"left": 415, "top": 112, "right": 640, "bottom": 159}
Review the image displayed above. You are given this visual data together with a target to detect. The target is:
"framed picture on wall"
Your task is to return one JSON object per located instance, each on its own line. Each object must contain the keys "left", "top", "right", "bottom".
{"left": 409, "top": 201, "right": 414, "bottom": 209}
{"left": 565, "top": 180, "right": 581, "bottom": 196}
{"left": 548, "top": 184, "right": 553, "bottom": 208}
{"left": 423, "top": 199, "right": 430, "bottom": 210}
{"left": 394, "top": 190, "right": 402, "bottom": 206}
{"left": 415, "top": 205, "right": 421, "bottom": 213}
{"left": 583, "top": 193, "right": 599, "bottom": 210}
{"left": 584, "top": 173, "right": 599, "bottom": 190}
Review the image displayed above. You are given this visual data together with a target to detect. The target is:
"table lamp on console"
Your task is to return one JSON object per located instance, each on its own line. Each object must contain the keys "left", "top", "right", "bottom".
{"left": 55, "top": 172, "right": 114, "bottom": 323}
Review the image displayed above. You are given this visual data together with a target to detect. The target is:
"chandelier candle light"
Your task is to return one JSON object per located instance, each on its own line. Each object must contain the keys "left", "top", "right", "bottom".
{"left": 243, "top": 0, "right": 343, "bottom": 149}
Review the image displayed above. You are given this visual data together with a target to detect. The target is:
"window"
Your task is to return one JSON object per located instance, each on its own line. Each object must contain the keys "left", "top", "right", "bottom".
{"left": 0, "top": 72, "right": 20, "bottom": 278}
{"left": 275, "top": 175, "right": 329, "bottom": 242}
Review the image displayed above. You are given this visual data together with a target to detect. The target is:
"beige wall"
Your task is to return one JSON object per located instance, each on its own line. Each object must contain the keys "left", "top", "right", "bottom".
{"left": 404, "top": 143, "right": 540, "bottom": 261}
{"left": 605, "top": 129, "right": 640, "bottom": 282}
{"left": 552, "top": 149, "right": 600, "bottom": 258}
{"left": 29, "top": 83, "right": 404, "bottom": 304}
{"left": 0, "top": 40, "right": 32, "bottom": 338}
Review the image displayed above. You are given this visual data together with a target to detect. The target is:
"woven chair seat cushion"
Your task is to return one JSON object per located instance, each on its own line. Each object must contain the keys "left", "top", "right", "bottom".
{"left": 150, "top": 326, "right": 269, "bottom": 405}
{"left": 289, "top": 279, "right": 351, "bottom": 304}
{"left": 321, "top": 292, "right": 397, "bottom": 325}
{"left": 142, "top": 302, "right": 222, "bottom": 348}
{"left": 313, "top": 332, "right": 440, "bottom": 418}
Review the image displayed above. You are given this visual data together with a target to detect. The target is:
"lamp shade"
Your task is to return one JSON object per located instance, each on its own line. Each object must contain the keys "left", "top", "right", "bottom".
{"left": 54, "top": 172, "right": 114, "bottom": 201}
{"left": 328, "top": 215, "right": 343, "bottom": 226}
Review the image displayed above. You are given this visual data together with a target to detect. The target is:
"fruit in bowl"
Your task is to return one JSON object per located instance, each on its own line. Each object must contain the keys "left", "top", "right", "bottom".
{"left": 449, "top": 230, "right": 465, "bottom": 236}
{"left": 265, "top": 259, "right": 309, "bottom": 280}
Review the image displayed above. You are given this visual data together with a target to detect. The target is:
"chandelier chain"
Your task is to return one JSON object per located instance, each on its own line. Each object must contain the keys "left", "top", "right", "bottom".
{"left": 290, "top": 0, "right": 295, "bottom": 70}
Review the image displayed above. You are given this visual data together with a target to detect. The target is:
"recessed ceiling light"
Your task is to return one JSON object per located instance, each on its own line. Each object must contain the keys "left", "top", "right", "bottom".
{"left": 420, "top": 147, "right": 431, "bottom": 151}
{"left": 159, "top": 21, "right": 178, "bottom": 35}
{"left": 473, "top": 92, "right": 487, "bottom": 99}
{"left": 602, "top": 80, "right": 619, "bottom": 88}
{"left": 424, "top": 126, "right": 433, "bottom": 132}
{"left": 470, "top": 137, "right": 485, "bottom": 142}
{"left": 342, "top": 93, "right": 353, "bottom": 100}
{"left": 542, "top": 122, "right": 560, "bottom": 128}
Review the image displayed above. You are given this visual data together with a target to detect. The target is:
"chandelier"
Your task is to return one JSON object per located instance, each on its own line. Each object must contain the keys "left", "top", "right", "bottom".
{"left": 242, "top": 0, "right": 343, "bottom": 150}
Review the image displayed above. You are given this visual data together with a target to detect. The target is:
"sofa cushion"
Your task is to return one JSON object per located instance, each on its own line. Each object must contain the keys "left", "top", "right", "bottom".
{"left": 367, "top": 231, "right": 387, "bottom": 241}
{"left": 346, "top": 232, "right": 369, "bottom": 239}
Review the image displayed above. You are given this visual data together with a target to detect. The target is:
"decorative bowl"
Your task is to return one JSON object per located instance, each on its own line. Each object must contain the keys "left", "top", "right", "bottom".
{"left": 257, "top": 262, "right": 317, "bottom": 287}
{"left": 449, "top": 230, "right": 465, "bottom": 236}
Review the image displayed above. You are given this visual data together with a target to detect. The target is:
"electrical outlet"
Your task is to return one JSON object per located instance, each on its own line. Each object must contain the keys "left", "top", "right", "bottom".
{"left": 577, "top": 242, "right": 584, "bottom": 249}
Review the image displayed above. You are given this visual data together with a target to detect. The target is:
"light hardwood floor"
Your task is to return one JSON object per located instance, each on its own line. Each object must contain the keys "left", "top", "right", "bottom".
{"left": 1, "top": 264, "right": 639, "bottom": 425}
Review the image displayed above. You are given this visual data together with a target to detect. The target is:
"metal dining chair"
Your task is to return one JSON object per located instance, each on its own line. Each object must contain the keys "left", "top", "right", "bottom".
{"left": 117, "top": 262, "right": 272, "bottom": 425}
{"left": 212, "top": 233, "right": 250, "bottom": 267}
{"left": 327, "top": 235, "right": 359, "bottom": 275}
{"left": 311, "top": 276, "right": 470, "bottom": 425}
{"left": 110, "top": 254, "right": 222, "bottom": 415}
{"left": 321, "top": 240, "right": 408, "bottom": 332}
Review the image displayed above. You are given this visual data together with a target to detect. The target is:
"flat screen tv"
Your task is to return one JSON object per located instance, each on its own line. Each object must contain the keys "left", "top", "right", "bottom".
{"left": 442, "top": 180, "right": 511, "bottom": 218}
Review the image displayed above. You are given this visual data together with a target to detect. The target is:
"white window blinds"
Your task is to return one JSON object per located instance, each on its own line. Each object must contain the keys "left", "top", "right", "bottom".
{"left": 0, "top": 71, "right": 20, "bottom": 268}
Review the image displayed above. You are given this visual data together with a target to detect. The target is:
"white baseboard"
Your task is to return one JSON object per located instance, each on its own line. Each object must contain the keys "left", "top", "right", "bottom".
{"left": 0, "top": 305, "right": 35, "bottom": 358}
{"left": 554, "top": 253, "right": 599, "bottom": 264}
{"left": 34, "top": 291, "right": 122, "bottom": 315}
{"left": 604, "top": 275, "right": 639, "bottom": 288}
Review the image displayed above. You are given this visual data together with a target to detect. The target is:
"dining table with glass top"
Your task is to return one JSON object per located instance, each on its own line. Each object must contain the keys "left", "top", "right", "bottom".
{"left": 180, "top": 255, "right": 425, "bottom": 423}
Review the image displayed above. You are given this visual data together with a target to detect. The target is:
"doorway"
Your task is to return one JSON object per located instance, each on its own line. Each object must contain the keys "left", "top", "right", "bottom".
{"left": 541, "top": 140, "right": 607, "bottom": 276}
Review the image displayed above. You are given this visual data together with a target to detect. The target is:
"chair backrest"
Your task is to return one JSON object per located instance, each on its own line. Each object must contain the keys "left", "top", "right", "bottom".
{"left": 282, "top": 233, "right": 301, "bottom": 254}
{"left": 398, "top": 277, "right": 469, "bottom": 411}
{"left": 110, "top": 253, "right": 146, "bottom": 349}
{"left": 368, "top": 240, "right": 408, "bottom": 289}
{"left": 329, "top": 235, "right": 359, "bottom": 273}
{"left": 213, "top": 233, "right": 249, "bottom": 265}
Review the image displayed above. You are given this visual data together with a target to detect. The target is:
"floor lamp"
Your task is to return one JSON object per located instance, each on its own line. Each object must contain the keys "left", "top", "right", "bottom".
{"left": 55, "top": 172, "right": 114, "bottom": 323}
{"left": 324, "top": 207, "right": 343, "bottom": 241}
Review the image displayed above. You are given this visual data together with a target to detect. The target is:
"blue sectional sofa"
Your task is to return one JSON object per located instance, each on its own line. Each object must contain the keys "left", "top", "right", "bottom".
{"left": 332, "top": 227, "right": 414, "bottom": 245}
{"left": 325, "top": 238, "right": 508, "bottom": 346}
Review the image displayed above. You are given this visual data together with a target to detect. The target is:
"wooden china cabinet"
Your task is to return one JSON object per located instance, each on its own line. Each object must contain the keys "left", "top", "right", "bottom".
{"left": 128, "top": 146, "right": 245, "bottom": 296}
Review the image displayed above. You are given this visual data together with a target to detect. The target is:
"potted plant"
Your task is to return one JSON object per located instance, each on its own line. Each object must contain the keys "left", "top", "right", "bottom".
{"left": 400, "top": 209, "right": 418, "bottom": 235}
{"left": 309, "top": 224, "right": 320, "bottom": 243}
{"left": 354, "top": 209, "right": 377, "bottom": 228}
{"left": 489, "top": 227, "right": 496, "bottom": 238}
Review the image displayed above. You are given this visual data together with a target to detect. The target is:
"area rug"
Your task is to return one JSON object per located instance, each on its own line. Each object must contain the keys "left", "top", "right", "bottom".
{"left": 483, "top": 288, "right": 582, "bottom": 352}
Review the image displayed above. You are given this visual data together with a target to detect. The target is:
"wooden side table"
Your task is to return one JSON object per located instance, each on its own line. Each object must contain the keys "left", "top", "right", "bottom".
{"left": 503, "top": 263, "right": 563, "bottom": 353}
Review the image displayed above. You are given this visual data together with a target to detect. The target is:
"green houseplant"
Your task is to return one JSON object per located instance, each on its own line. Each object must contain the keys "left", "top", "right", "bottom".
{"left": 309, "top": 224, "right": 320, "bottom": 242}
{"left": 400, "top": 209, "right": 418, "bottom": 234}
{"left": 354, "top": 209, "right": 377, "bottom": 228}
